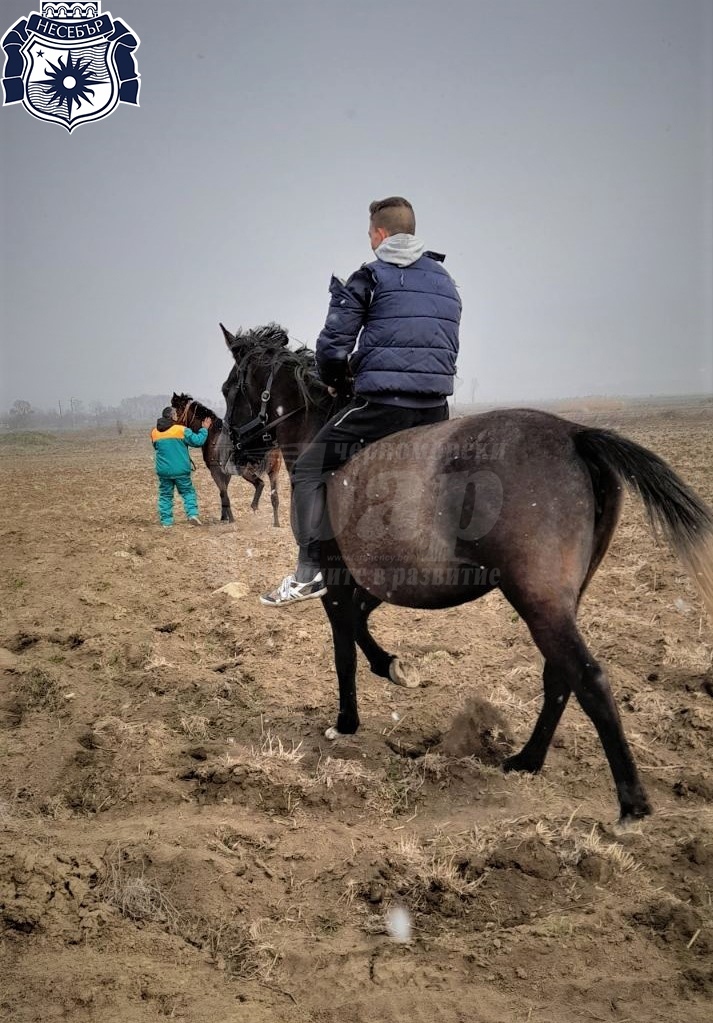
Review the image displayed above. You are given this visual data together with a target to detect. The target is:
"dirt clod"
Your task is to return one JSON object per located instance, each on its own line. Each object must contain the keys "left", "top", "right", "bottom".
{"left": 490, "top": 836, "right": 561, "bottom": 880}
{"left": 438, "top": 696, "right": 514, "bottom": 763}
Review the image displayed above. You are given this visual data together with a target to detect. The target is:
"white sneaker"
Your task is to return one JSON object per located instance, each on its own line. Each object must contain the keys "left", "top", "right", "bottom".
{"left": 260, "top": 573, "right": 327, "bottom": 607}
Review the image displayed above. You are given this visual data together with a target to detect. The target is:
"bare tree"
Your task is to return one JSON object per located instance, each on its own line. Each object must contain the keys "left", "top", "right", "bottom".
{"left": 9, "top": 400, "right": 34, "bottom": 426}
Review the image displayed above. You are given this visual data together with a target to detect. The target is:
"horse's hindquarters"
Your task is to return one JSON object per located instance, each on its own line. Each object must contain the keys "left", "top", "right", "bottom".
{"left": 326, "top": 410, "right": 599, "bottom": 609}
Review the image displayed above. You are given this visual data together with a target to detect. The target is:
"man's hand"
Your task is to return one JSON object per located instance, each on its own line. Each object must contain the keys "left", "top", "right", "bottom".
{"left": 327, "top": 386, "right": 338, "bottom": 397}
{"left": 202, "top": 417, "right": 213, "bottom": 429}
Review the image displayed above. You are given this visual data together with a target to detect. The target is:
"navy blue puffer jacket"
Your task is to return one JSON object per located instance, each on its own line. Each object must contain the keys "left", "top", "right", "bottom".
{"left": 315, "top": 250, "right": 461, "bottom": 400}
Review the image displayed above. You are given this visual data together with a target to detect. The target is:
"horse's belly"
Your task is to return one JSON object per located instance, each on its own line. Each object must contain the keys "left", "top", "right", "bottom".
{"left": 326, "top": 441, "right": 503, "bottom": 606}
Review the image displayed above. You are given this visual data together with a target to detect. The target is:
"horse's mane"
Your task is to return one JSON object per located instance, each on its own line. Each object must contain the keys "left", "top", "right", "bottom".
{"left": 226, "top": 323, "right": 329, "bottom": 408}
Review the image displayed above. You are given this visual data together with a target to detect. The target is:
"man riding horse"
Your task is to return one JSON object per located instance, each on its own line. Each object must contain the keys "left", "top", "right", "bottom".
{"left": 261, "top": 195, "right": 462, "bottom": 606}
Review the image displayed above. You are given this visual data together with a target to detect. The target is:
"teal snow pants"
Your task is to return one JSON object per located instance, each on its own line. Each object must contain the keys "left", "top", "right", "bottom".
{"left": 157, "top": 473, "right": 199, "bottom": 525}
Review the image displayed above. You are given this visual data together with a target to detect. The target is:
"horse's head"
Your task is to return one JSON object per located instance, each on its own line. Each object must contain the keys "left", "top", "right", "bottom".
{"left": 172, "top": 391, "right": 218, "bottom": 434}
{"left": 219, "top": 321, "right": 328, "bottom": 473}
{"left": 171, "top": 392, "right": 191, "bottom": 417}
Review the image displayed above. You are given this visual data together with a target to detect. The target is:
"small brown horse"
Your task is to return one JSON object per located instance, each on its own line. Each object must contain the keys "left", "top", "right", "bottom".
{"left": 220, "top": 324, "right": 713, "bottom": 822}
{"left": 172, "top": 392, "right": 282, "bottom": 526}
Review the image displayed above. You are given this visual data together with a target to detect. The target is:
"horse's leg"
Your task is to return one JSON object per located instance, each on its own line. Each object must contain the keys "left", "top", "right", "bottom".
{"left": 241, "top": 467, "right": 264, "bottom": 513}
{"left": 322, "top": 583, "right": 359, "bottom": 738}
{"left": 268, "top": 462, "right": 280, "bottom": 527}
{"left": 251, "top": 477, "right": 265, "bottom": 513}
{"left": 505, "top": 478, "right": 623, "bottom": 776}
{"left": 509, "top": 603, "right": 650, "bottom": 821}
{"left": 503, "top": 661, "right": 571, "bottom": 773}
{"left": 209, "top": 466, "right": 234, "bottom": 523}
{"left": 354, "top": 589, "right": 418, "bottom": 688}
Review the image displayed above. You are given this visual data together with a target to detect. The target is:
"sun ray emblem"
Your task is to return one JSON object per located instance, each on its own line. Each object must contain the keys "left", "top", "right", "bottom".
{"left": 38, "top": 49, "right": 102, "bottom": 117}
{"left": 3, "top": 2, "right": 141, "bottom": 131}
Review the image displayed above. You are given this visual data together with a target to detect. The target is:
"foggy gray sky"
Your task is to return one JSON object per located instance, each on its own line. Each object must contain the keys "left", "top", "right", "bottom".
{"left": 1, "top": 0, "right": 712, "bottom": 411}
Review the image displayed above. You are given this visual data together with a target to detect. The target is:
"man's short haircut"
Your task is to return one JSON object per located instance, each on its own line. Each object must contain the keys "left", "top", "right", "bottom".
{"left": 369, "top": 196, "right": 416, "bottom": 235}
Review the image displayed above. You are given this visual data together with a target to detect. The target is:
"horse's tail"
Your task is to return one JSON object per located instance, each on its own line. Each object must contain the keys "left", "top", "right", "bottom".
{"left": 574, "top": 427, "right": 713, "bottom": 621}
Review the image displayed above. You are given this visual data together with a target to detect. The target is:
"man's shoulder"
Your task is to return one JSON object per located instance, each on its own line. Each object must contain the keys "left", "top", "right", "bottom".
{"left": 331, "top": 264, "right": 375, "bottom": 284}
{"left": 327, "top": 265, "right": 375, "bottom": 298}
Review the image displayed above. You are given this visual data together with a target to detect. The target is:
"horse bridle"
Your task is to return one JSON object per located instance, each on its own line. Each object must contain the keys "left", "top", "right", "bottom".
{"left": 228, "top": 369, "right": 306, "bottom": 461}
{"left": 176, "top": 399, "right": 197, "bottom": 427}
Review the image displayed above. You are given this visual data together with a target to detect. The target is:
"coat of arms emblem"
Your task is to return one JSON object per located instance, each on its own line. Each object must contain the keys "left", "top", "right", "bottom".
{"left": 2, "top": 2, "right": 139, "bottom": 132}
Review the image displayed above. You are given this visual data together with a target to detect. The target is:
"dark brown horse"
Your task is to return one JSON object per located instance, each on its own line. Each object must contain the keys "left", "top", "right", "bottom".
{"left": 171, "top": 392, "right": 282, "bottom": 526}
{"left": 219, "top": 324, "right": 713, "bottom": 822}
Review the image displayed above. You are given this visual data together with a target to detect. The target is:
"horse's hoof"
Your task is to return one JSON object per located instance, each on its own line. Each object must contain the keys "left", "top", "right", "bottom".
{"left": 389, "top": 658, "right": 419, "bottom": 689}
{"left": 617, "top": 805, "right": 652, "bottom": 828}
{"left": 503, "top": 753, "right": 540, "bottom": 774}
{"left": 324, "top": 726, "right": 346, "bottom": 741}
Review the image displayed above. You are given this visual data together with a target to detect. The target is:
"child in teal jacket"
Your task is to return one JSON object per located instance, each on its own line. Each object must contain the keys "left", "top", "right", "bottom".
{"left": 151, "top": 406, "right": 212, "bottom": 526}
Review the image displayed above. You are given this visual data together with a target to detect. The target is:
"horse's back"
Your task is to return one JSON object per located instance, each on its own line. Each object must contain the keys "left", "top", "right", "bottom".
{"left": 326, "top": 408, "right": 599, "bottom": 608}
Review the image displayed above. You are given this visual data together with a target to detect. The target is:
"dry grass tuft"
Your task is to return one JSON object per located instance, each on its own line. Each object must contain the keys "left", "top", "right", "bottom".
{"left": 38, "top": 794, "right": 69, "bottom": 820}
{"left": 253, "top": 730, "right": 304, "bottom": 762}
{"left": 216, "top": 731, "right": 306, "bottom": 782}
{"left": 622, "top": 688, "right": 678, "bottom": 745}
{"left": 100, "top": 857, "right": 180, "bottom": 928}
{"left": 214, "top": 824, "right": 244, "bottom": 854}
{"left": 392, "top": 834, "right": 487, "bottom": 905}
{"left": 221, "top": 918, "right": 279, "bottom": 980}
{"left": 93, "top": 716, "right": 172, "bottom": 744}
{"left": 194, "top": 915, "right": 280, "bottom": 980}
{"left": 210, "top": 733, "right": 310, "bottom": 813}
{"left": 143, "top": 654, "right": 173, "bottom": 671}
{"left": 382, "top": 759, "right": 430, "bottom": 816}
{"left": 13, "top": 667, "right": 63, "bottom": 715}
{"left": 179, "top": 714, "right": 210, "bottom": 740}
{"left": 662, "top": 635, "right": 712, "bottom": 672}
{"left": 534, "top": 816, "right": 640, "bottom": 873}
{"left": 315, "top": 756, "right": 370, "bottom": 789}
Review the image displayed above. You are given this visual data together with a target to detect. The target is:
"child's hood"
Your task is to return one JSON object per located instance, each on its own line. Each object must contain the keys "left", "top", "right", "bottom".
{"left": 374, "top": 233, "right": 426, "bottom": 267}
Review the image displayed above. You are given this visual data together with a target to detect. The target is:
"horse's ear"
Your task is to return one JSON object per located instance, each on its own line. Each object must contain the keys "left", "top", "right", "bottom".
{"left": 219, "top": 323, "right": 235, "bottom": 348}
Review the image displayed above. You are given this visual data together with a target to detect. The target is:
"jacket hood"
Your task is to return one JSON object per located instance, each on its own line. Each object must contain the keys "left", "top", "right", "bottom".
{"left": 374, "top": 233, "right": 426, "bottom": 267}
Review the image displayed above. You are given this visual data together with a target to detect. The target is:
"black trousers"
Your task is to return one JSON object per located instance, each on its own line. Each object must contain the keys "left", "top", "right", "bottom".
{"left": 291, "top": 398, "right": 449, "bottom": 579}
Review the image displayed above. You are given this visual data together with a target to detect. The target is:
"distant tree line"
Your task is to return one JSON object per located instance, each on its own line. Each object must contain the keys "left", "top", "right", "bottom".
{"left": 0, "top": 393, "right": 224, "bottom": 431}
{"left": 2, "top": 379, "right": 478, "bottom": 431}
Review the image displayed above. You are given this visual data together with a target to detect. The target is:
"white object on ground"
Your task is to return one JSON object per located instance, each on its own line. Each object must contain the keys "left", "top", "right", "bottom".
{"left": 385, "top": 905, "right": 412, "bottom": 943}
